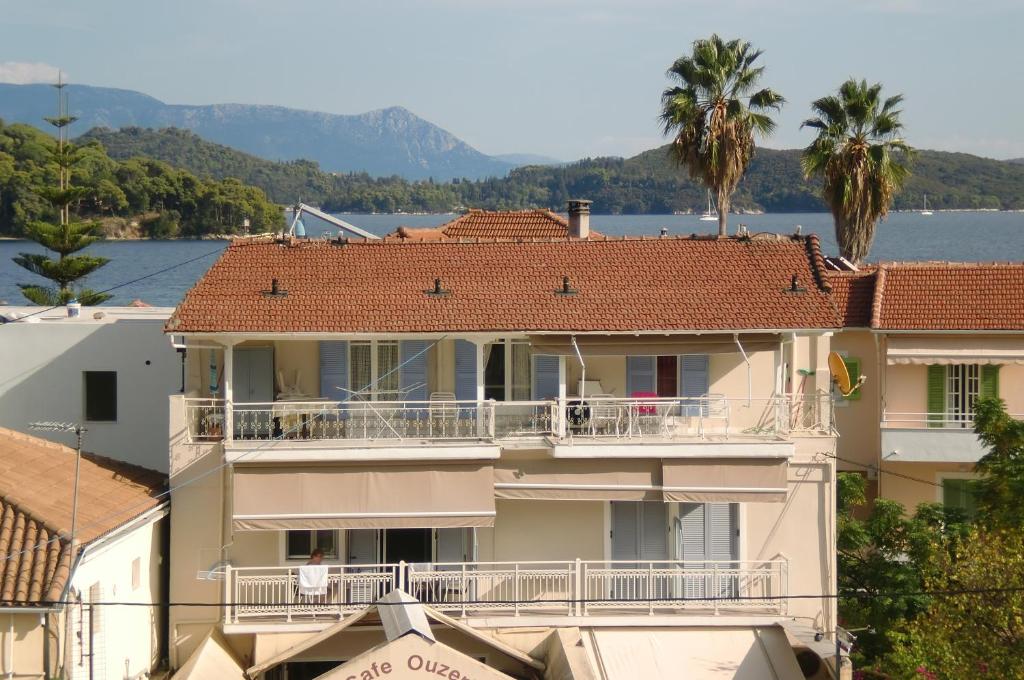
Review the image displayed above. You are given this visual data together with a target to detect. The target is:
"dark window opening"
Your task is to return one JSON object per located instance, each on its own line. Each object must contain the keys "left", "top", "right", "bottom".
{"left": 656, "top": 356, "right": 678, "bottom": 397}
{"left": 484, "top": 341, "right": 506, "bottom": 401}
{"left": 84, "top": 371, "right": 117, "bottom": 422}
{"left": 286, "top": 530, "right": 338, "bottom": 560}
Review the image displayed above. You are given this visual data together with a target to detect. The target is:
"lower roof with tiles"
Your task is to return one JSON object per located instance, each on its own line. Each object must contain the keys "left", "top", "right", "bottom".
{"left": 828, "top": 262, "right": 1024, "bottom": 331}
{"left": 0, "top": 427, "right": 167, "bottom": 606}
{"left": 386, "top": 209, "right": 600, "bottom": 241}
{"left": 167, "top": 233, "right": 841, "bottom": 334}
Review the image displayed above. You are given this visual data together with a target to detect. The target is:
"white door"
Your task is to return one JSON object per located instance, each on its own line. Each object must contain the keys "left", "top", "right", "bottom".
{"left": 346, "top": 529, "right": 380, "bottom": 603}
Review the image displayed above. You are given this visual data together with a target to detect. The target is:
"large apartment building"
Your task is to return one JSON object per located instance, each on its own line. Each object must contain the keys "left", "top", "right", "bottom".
{"left": 165, "top": 230, "right": 844, "bottom": 679}
{"left": 829, "top": 262, "right": 1024, "bottom": 513}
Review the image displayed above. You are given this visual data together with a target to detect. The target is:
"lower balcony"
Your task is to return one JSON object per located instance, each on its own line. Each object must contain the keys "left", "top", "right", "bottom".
{"left": 881, "top": 411, "right": 1022, "bottom": 463}
{"left": 221, "top": 559, "right": 788, "bottom": 626}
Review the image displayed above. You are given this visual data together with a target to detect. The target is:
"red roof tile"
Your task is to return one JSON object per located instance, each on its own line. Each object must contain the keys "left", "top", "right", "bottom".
{"left": 870, "top": 262, "right": 1024, "bottom": 331}
{"left": 167, "top": 234, "right": 841, "bottom": 334}
{"left": 0, "top": 428, "right": 166, "bottom": 605}
{"left": 825, "top": 268, "right": 878, "bottom": 328}
{"left": 387, "top": 209, "right": 600, "bottom": 241}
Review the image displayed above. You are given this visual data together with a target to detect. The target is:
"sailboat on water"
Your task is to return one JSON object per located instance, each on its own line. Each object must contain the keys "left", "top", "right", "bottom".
{"left": 699, "top": 190, "right": 718, "bottom": 222}
{"left": 921, "top": 194, "right": 934, "bottom": 216}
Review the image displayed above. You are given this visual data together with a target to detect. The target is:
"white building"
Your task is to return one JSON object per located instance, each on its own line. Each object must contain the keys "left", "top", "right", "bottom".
{"left": 0, "top": 305, "right": 179, "bottom": 472}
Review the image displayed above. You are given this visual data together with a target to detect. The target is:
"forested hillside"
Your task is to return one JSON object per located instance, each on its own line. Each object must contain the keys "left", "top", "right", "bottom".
{"left": 82, "top": 127, "right": 1024, "bottom": 218}
{"left": 0, "top": 121, "right": 283, "bottom": 238}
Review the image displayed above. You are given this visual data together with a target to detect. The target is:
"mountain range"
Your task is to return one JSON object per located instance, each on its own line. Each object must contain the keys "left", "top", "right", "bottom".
{"left": 0, "top": 83, "right": 523, "bottom": 180}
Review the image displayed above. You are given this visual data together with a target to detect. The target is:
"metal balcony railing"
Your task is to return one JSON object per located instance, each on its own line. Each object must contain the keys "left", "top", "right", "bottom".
{"left": 222, "top": 558, "right": 788, "bottom": 624}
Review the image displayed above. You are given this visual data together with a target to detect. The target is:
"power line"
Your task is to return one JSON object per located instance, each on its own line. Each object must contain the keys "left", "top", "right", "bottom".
{"left": 823, "top": 451, "right": 945, "bottom": 489}
{"left": 2, "top": 243, "right": 226, "bottom": 323}
{"left": 6, "top": 584, "right": 1024, "bottom": 609}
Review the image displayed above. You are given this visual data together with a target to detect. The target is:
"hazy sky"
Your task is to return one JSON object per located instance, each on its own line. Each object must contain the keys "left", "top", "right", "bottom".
{"left": 1, "top": 0, "right": 1021, "bottom": 160}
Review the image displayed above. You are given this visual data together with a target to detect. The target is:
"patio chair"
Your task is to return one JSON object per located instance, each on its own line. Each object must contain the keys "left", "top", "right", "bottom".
{"left": 698, "top": 393, "right": 730, "bottom": 438}
{"left": 588, "top": 394, "right": 621, "bottom": 435}
{"left": 429, "top": 392, "right": 458, "bottom": 436}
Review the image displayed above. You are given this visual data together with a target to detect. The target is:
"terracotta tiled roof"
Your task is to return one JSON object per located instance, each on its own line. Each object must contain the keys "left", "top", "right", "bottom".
{"left": 0, "top": 428, "right": 166, "bottom": 605}
{"left": 870, "top": 262, "right": 1024, "bottom": 331}
{"left": 386, "top": 209, "right": 600, "bottom": 241}
{"left": 167, "top": 233, "right": 841, "bottom": 334}
{"left": 825, "top": 268, "right": 878, "bottom": 328}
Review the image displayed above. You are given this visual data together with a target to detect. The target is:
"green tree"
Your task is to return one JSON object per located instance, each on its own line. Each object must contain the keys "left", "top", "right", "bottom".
{"left": 885, "top": 527, "right": 1024, "bottom": 679}
{"left": 801, "top": 79, "right": 912, "bottom": 263}
{"left": 659, "top": 34, "right": 785, "bottom": 236}
{"left": 971, "top": 397, "right": 1024, "bottom": 529}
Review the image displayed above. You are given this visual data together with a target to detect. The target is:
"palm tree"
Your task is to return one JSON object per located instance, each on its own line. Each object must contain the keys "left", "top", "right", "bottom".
{"left": 660, "top": 35, "right": 785, "bottom": 236}
{"left": 801, "top": 79, "right": 912, "bottom": 263}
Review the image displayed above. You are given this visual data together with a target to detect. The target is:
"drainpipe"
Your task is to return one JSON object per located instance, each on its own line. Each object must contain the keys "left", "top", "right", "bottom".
{"left": 733, "top": 334, "right": 751, "bottom": 405}
{"left": 6, "top": 614, "right": 13, "bottom": 680}
{"left": 570, "top": 336, "right": 586, "bottom": 397}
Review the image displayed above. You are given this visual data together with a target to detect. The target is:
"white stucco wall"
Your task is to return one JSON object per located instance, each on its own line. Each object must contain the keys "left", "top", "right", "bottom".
{"left": 70, "top": 507, "right": 168, "bottom": 680}
{"left": 0, "top": 308, "right": 179, "bottom": 471}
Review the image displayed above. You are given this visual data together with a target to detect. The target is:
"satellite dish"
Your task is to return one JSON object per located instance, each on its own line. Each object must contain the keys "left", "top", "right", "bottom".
{"left": 829, "top": 351, "right": 866, "bottom": 397}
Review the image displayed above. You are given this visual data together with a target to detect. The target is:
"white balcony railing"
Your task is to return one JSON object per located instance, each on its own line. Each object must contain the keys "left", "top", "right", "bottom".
{"left": 882, "top": 411, "right": 1024, "bottom": 429}
{"left": 223, "top": 558, "right": 788, "bottom": 624}
{"left": 184, "top": 393, "right": 831, "bottom": 445}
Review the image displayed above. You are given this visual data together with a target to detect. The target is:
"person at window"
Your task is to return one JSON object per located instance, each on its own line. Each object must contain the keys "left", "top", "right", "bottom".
{"left": 298, "top": 548, "right": 330, "bottom": 600}
{"left": 307, "top": 548, "right": 325, "bottom": 565}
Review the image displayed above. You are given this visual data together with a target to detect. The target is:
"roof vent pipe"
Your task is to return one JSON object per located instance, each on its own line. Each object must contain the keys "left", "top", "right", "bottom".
{"left": 567, "top": 199, "right": 592, "bottom": 239}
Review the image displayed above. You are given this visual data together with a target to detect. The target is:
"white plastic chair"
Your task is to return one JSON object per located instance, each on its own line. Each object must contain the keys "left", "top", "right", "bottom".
{"left": 588, "top": 394, "right": 620, "bottom": 435}
{"left": 699, "top": 393, "right": 730, "bottom": 438}
{"left": 429, "top": 392, "right": 458, "bottom": 436}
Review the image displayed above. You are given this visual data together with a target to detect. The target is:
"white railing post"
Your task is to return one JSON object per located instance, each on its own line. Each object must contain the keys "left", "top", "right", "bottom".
{"left": 399, "top": 561, "right": 407, "bottom": 593}
{"left": 461, "top": 563, "right": 468, "bottom": 618}
{"left": 488, "top": 400, "right": 496, "bottom": 439}
{"left": 648, "top": 562, "right": 655, "bottom": 615}
{"left": 713, "top": 563, "right": 719, "bottom": 615}
{"left": 514, "top": 563, "right": 520, "bottom": 616}
{"left": 574, "top": 558, "right": 582, "bottom": 616}
{"left": 223, "top": 564, "right": 232, "bottom": 625}
{"left": 556, "top": 398, "right": 567, "bottom": 438}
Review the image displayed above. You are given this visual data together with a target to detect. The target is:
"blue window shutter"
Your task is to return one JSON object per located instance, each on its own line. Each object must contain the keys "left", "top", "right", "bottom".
{"left": 454, "top": 340, "right": 477, "bottom": 401}
{"left": 399, "top": 340, "right": 429, "bottom": 402}
{"left": 680, "top": 354, "right": 710, "bottom": 415}
{"left": 626, "top": 356, "right": 655, "bottom": 396}
{"left": 319, "top": 341, "right": 348, "bottom": 401}
{"left": 532, "top": 355, "right": 559, "bottom": 400}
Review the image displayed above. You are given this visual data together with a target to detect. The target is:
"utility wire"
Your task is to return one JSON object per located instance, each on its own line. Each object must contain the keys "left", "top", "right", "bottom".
{"left": 1, "top": 243, "right": 227, "bottom": 323}
{"left": 0, "top": 336, "right": 445, "bottom": 566}
{"left": 7, "top": 585, "right": 1024, "bottom": 609}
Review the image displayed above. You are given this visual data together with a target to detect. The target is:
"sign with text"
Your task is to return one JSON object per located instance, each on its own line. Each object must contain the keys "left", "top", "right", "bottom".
{"left": 316, "top": 634, "right": 517, "bottom": 680}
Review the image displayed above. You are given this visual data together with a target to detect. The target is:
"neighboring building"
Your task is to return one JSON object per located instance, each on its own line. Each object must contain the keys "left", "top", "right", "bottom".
{"left": 386, "top": 201, "right": 601, "bottom": 241}
{"left": 0, "top": 427, "right": 167, "bottom": 680}
{"left": 165, "top": 232, "right": 843, "bottom": 677}
{"left": 0, "top": 306, "right": 180, "bottom": 472}
{"left": 829, "top": 262, "right": 1024, "bottom": 513}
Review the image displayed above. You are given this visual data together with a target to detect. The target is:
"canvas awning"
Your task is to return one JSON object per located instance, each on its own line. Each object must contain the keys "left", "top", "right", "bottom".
{"left": 582, "top": 626, "right": 805, "bottom": 680}
{"left": 661, "top": 458, "right": 789, "bottom": 503}
{"left": 886, "top": 336, "right": 1024, "bottom": 365}
{"left": 529, "top": 333, "right": 780, "bottom": 356}
{"left": 232, "top": 463, "right": 495, "bottom": 530}
{"left": 494, "top": 458, "right": 662, "bottom": 501}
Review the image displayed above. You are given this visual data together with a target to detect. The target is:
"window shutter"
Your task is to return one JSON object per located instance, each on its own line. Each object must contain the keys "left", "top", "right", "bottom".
{"left": 611, "top": 502, "right": 639, "bottom": 562}
{"left": 319, "top": 341, "right": 349, "bottom": 401}
{"left": 677, "top": 503, "right": 706, "bottom": 562}
{"left": 399, "top": 340, "right": 429, "bottom": 403}
{"left": 707, "top": 503, "right": 738, "bottom": 562}
{"left": 680, "top": 354, "right": 710, "bottom": 415}
{"left": 532, "top": 355, "right": 559, "bottom": 400}
{"left": 626, "top": 356, "right": 656, "bottom": 396}
{"left": 927, "top": 365, "right": 946, "bottom": 428}
{"left": 640, "top": 502, "right": 668, "bottom": 561}
{"left": 436, "top": 528, "right": 467, "bottom": 563}
{"left": 980, "top": 365, "right": 1000, "bottom": 400}
{"left": 454, "top": 340, "right": 477, "bottom": 402}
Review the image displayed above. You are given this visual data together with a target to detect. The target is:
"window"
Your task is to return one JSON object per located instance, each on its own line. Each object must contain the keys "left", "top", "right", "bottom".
{"left": 941, "top": 478, "right": 979, "bottom": 520}
{"left": 286, "top": 530, "right": 339, "bottom": 560}
{"left": 84, "top": 371, "right": 117, "bottom": 421}
{"left": 484, "top": 339, "right": 531, "bottom": 401}
{"left": 946, "top": 364, "right": 980, "bottom": 427}
{"left": 349, "top": 341, "right": 399, "bottom": 400}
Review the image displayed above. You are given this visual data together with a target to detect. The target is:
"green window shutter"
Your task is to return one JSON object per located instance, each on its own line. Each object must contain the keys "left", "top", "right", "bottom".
{"left": 980, "top": 365, "right": 1000, "bottom": 400}
{"left": 842, "top": 358, "right": 862, "bottom": 401}
{"left": 927, "top": 365, "right": 946, "bottom": 428}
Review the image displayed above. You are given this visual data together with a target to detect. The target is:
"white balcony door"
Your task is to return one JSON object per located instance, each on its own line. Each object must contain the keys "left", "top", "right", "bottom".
{"left": 347, "top": 529, "right": 378, "bottom": 565}
{"left": 232, "top": 347, "right": 274, "bottom": 437}
{"left": 677, "top": 502, "right": 739, "bottom": 599}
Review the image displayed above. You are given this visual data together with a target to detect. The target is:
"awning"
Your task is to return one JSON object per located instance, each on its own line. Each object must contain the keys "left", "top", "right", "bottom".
{"left": 494, "top": 458, "right": 662, "bottom": 501}
{"left": 529, "top": 333, "right": 781, "bottom": 356}
{"left": 171, "top": 629, "right": 245, "bottom": 680}
{"left": 662, "top": 458, "right": 789, "bottom": 503}
{"left": 232, "top": 463, "right": 495, "bottom": 530}
{"left": 582, "top": 627, "right": 805, "bottom": 680}
{"left": 887, "top": 336, "right": 1024, "bottom": 365}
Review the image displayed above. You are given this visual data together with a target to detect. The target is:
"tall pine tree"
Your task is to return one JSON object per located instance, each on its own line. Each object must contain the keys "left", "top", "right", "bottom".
{"left": 14, "top": 74, "right": 110, "bottom": 306}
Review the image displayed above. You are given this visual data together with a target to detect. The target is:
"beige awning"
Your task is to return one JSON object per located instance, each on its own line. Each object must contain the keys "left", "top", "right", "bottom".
{"left": 887, "top": 336, "right": 1024, "bottom": 365}
{"left": 232, "top": 463, "right": 495, "bottom": 530}
{"left": 529, "top": 333, "right": 780, "bottom": 356}
{"left": 494, "top": 458, "right": 662, "bottom": 501}
{"left": 662, "top": 458, "right": 788, "bottom": 503}
{"left": 171, "top": 629, "right": 245, "bottom": 680}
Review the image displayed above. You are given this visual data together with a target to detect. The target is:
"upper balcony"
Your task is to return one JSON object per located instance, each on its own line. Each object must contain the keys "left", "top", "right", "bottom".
{"left": 184, "top": 393, "right": 831, "bottom": 462}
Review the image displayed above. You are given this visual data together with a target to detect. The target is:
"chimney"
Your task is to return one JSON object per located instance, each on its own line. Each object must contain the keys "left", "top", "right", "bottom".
{"left": 567, "top": 199, "right": 592, "bottom": 238}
